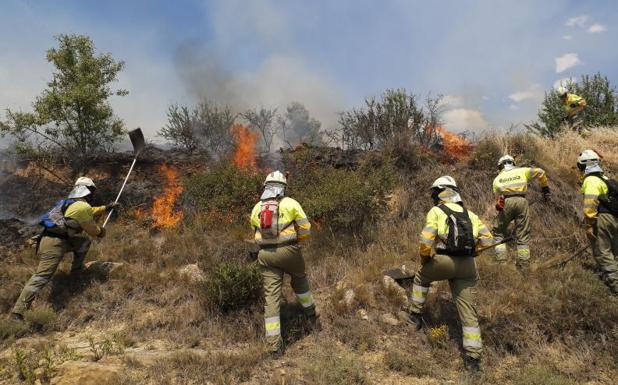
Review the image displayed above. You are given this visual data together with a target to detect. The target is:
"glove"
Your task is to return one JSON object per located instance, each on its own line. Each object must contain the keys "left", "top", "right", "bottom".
{"left": 106, "top": 202, "right": 120, "bottom": 210}
{"left": 97, "top": 227, "right": 106, "bottom": 239}
{"left": 542, "top": 186, "right": 551, "bottom": 202}
{"left": 585, "top": 226, "right": 596, "bottom": 242}
{"left": 495, "top": 196, "right": 505, "bottom": 211}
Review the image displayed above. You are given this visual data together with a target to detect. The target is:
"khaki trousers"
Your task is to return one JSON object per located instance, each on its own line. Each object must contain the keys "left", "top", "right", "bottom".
{"left": 409, "top": 254, "right": 482, "bottom": 359}
{"left": 492, "top": 196, "right": 530, "bottom": 267}
{"left": 257, "top": 244, "right": 315, "bottom": 351}
{"left": 591, "top": 213, "right": 618, "bottom": 294}
{"left": 12, "top": 235, "right": 90, "bottom": 315}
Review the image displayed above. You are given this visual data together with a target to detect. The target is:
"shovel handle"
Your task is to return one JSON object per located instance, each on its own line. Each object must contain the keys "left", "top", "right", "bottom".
{"left": 103, "top": 156, "right": 138, "bottom": 228}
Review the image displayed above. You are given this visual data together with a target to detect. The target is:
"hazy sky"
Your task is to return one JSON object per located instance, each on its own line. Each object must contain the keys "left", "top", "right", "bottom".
{"left": 1, "top": 0, "right": 616, "bottom": 140}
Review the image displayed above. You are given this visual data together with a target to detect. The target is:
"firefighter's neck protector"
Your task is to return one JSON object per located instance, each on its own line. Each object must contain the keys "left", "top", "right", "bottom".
{"left": 502, "top": 163, "right": 516, "bottom": 171}
{"left": 432, "top": 187, "right": 462, "bottom": 205}
{"left": 584, "top": 162, "right": 603, "bottom": 175}
{"left": 67, "top": 185, "right": 92, "bottom": 199}
{"left": 261, "top": 182, "right": 285, "bottom": 201}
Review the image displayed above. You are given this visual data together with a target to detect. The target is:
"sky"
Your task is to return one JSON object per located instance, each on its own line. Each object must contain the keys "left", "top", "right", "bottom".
{"left": 0, "top": 0, "right": 616, "bottom": 142}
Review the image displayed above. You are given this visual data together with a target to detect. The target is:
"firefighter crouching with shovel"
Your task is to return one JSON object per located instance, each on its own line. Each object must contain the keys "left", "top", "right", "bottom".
{"left": 10, "top": 177, "right": 117, "bottom": 321}
{"left": 406, "top": 176, "right": 493, "bottom": 373}
{"left": 250, "top": 171, "right": 320, "bottom": 357}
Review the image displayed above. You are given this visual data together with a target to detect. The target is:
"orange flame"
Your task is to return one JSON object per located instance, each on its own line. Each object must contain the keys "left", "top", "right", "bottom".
{"left": 232, "top": 124, "right": 258, "bottom": 171}
{"left": 436, "top": 127, "right": 472, "bottom": 161}
{"left": 152, "top": 164, "right": 184, "bottom": 228}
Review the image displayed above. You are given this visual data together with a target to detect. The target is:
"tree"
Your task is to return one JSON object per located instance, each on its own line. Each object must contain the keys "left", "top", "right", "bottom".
{"left": 337, "top": 89, "right": 442, "bottom": 150}
{"left": 158, "top": 105, "right": 200, "bottom": 152}
{"left": 241, "top": 108, "right": 278, "bottom": 153}
{"left": 527, "top": 73, "right": 618, "bottom": 138}
{"left": 0, "top": 34, "right": 127, "bottom": 172}
{"left": 279, "top": 102, "right": 322, "bottom": 148}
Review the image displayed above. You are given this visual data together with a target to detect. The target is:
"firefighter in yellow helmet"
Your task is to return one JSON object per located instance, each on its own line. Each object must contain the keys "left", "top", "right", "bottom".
{"left": 407, "top": 176, "right": 493, "bottom": 373}
{"left": 558, "top": 86, "right": 587, "bottom": 133}
{"left": 10, "top": 177, "right": 117, "bottom": 321}
{"left": 250, "top": 171, "right": 318, "bottom": 356}
{"left": 492, "top": 155, "right": 550, "bottom": 269}
{"left": 577, "top": 150, "right": 618, "bottom": 295}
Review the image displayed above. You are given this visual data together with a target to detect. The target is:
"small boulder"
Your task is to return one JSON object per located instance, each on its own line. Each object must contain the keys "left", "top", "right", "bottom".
{"left": 178, "top": 263, "right": 205, "bottom": 284}
{"left": 379, "top": 313, "right": 401, "bottom": 326}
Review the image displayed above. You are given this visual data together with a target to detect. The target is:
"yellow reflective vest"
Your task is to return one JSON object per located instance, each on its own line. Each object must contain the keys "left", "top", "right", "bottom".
{"left": 251, "top": 197, "right": 311, "bottom": 247}
{"left": 580, "top": 175, "right": 609, "bottom": 220}
{"left": 564, "top": 93, "right": 586, "bottom": 113}
{"left": 419, "top": 202, "right": 493, "bottom": 257}
{"left": 493, "top": 167, "right": 548, "bottom": 196}
{"left": 64, "top": 200, "right": 106, "bottom": 237}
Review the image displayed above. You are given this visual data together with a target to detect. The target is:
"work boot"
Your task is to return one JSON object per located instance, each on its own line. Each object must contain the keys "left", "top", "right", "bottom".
{"left": 406, "top": 312, "right": 423, "bottom": 330}
{"left": 463, "top": 356, "right": 481, "bottom": 374}
{"left": 269, "top": 344, "right": 285, "bottom": 359}
{"left": 307, "top": 313, "right": 322, "bottom": 333}
{"left": 9, "top": 312, "right": 24, "bottom": 322}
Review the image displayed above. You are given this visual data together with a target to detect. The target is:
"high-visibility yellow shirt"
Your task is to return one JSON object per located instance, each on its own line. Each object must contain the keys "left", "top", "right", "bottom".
{"left": 564, "top": 93, "right": 586, "bottom": 113}
{"left": 580, "top": 175, "right": 609, "bottom": 220}
{"left": 64, "top": 200, "right": 106, "bottom": 237}
{"left": 493, "top": 167, "right": 548, "bottom": 196}
{"left": 419, "top": 202, "right": 493, "bottom": 257}
{"left": 251, "top": 197, "right": 311, "bottom": 246}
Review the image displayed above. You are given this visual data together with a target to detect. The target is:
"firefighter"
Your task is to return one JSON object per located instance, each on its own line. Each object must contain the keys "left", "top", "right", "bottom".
{"left": 558, "top": 87, "right": 587, "bottom": 133}
{"left": 407, "top": 176, "right": 493, "bottom": 372}
{"left": 492, "top": 155, "right": 550, "bottom": 268}
{"left": 250, "top": 171, "right": 318, "bottom": 356}
{"left": 10, "top": 177, "right": 116, "bottom": 321}
{"left": 577, "top": 150, "right": 618, "bottom": 295}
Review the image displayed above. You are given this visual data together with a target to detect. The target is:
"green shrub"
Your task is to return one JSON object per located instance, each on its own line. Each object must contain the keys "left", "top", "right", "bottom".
{"left": 513, "top": 366, "right": 577, "bottom": 385}
{"left": 204, "top": 261, "right": 262, "bottom": 312}
{"left": 469, "top": 137, "right": 502, "bottom": 170}
{"left": 302, "top": 345, "right": 371, "bottom": 385}
{"left": 184, "top": 164, "right": 262, "bottom": 222}
{"left": 0, "top": 319, "right": 29, "bottom": 341}
{"left": 24, "top": 307, "right": 57, "bottom": 331}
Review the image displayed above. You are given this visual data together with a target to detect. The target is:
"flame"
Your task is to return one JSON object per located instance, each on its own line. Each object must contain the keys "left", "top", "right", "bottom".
{"left": 151, "top": 164, "right": 184, "bottom": 228}
{"left": 232, "top": 124, "right": 258, "bottom": 171}
{"left": 436, "top": 127, "right": 472, "bottom": 161}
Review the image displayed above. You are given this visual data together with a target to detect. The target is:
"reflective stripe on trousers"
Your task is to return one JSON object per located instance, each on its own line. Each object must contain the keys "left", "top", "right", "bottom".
{"left": 411, "top": 284, "right": 429, "bottom": 304}
{"left": 295, "top": 291, "right": 315, "bottom": 308}
{"left": 462, "top": 326, "right": 482, "bottom": 349}
{"left": 265, "top": 316, "right": 281, "bottom": 337}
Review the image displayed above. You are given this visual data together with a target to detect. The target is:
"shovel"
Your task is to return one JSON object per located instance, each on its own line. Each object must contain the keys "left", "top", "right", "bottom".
{"left": 102, "top": 128, "right": 145, "bottom": 228}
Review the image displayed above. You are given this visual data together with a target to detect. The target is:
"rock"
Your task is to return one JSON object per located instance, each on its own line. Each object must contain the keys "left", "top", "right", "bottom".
{"left": 84, "top": 261, "right": 124, "bottom": 276}
{"left": 178, "top": 263, "right": 205, "bottom": 284}
{"left": 382, "top": 275, "right": 409, "bottom": 306}
{"left": 396, "top": 311, "right": 411, "bottom": 322}
{"left": 357, "top": 308, "right": 369, "bottom": 321}
{"left": 51, "top": 362, "right": 123, "bottom": 385}
{"left": 379, "top": 313, "right": 401, "bottom": 326}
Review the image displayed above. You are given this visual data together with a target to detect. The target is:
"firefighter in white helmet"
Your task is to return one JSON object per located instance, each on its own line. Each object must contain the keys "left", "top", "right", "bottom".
{"left": 407, "top": 175, "right": 493, "bottom": 373}
{"left": 10, "top": 177, "right": 117, "bottom": 321}
{"left": 577, "top": 150, "right": 618, "bottom": 295}
{"left": 557, "top": 86, "right": 587, "bottom": 133}
{"left": 250, "top": 171, "right": 318, "bottom": 356}
{"left": 492, "top": 155, "right": 550, "bottom": 269}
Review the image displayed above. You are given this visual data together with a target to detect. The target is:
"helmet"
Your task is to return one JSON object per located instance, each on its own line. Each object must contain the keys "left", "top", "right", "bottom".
{"left": 74, "top": 177, "right": 96, "bottom": 188}
{"left": 498, "top": 155, "right": 515, "bottom": 168}
{"left": 557, "top": 86, "right": 568, "bottom": 97}
{"left": 264, "top": 170, "right": 287, "bottom": 186}
{"left": 431, "top": 175, "right": 458, "bottom": 190}
{"left": 577, "top": 149, "right": 600, "bottom": 165}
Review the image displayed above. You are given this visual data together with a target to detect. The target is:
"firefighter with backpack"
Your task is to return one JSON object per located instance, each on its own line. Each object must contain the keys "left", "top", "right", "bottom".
{"left": 492, "top": 155, "right": 551, "bottom": 269}
{"left": 10, "top": 177, "right": 117, "bottom": 321}
{"left": 577, "top": 150, "right": 618, "bottom": 295}
{"left": 250, "top": 171, "right": 318, "bottom": 356}
{"left": 407, "top": 176, "right": 493, "bottom": 373}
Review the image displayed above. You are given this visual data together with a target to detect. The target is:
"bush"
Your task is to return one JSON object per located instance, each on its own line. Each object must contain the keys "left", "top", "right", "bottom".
{"left": 385, "top": 347, "right": 433, "bottom": 377}
{"left": 24, "top": 307, "right": 57, "bottom": 331}
{"left": 302, "top": 345, "right": 371, "bottom": 385}
{"left": 184, "top": 164, "right": 262, "bottom": 222}
{"left": 204, "top": 261, "right": 262, "bottom": 313}
{"left": 513, "top": 366, "right": 577, "bottom": 385}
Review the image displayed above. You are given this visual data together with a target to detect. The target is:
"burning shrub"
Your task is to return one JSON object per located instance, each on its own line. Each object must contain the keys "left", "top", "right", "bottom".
{"left": 184, "top": 164, "right": 262, "bottom": 223}
{"left": 204, "top": 261, "right": 262, "bottom": 313}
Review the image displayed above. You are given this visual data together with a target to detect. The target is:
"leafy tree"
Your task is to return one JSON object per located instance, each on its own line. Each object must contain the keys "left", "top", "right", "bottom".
{"left": 337, "top": 89, "right": 442, "bottom": 150}
{"left": 241, "top": 107, "right": 278, "bottom": 153}
{"left": 279, "top": 102, "right": 322, "bottom": 148}
{"left": 0, "top": 34, "right": 127, "bottom": 172}
{"left": 158, "top": 105, "right": 200, "bottom": 152}
{"left": 527, "top": 73, "right": 618, "bottom": 138}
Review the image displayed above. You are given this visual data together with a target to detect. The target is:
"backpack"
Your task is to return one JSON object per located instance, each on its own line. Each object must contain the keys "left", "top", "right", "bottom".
{"left": 39, "top": 199, "right": 75, "bottom": 231}
{"left": 259, "top": 199, "right": 281, "bottom": 239}
{"left": 598, "top": 178, "right": 618, "bottom": 216}
{"left": 436, "top": 204, "right": 476, "bottom": 257}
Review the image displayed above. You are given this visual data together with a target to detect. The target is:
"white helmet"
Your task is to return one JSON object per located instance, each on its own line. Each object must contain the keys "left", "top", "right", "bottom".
{"left": 577, "top": 149, "right": 600, "bottom": 165}
{"left": 264, "top": 170, "right": 287, "bottom": 186}
{"left": 498, "top": 154, "right": 515, "bottom": 168}
{"left": 431, "top": 175, "right": 458, "bottom": 190}
{"left": 557, "top": 86, "right": 568, "bottom": 97}
{"left": 74, "top": 177, "right": 96, "bottom": 188}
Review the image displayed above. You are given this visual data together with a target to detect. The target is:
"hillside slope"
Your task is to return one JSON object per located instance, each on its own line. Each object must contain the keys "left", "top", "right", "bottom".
{"left": 1, "top": 130, "right": 618, "bottom": 384}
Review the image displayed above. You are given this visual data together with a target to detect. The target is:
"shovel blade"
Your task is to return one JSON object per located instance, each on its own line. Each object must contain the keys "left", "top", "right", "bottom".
{"left": 129, "top": 128, "right": 145, "bottom": 156}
